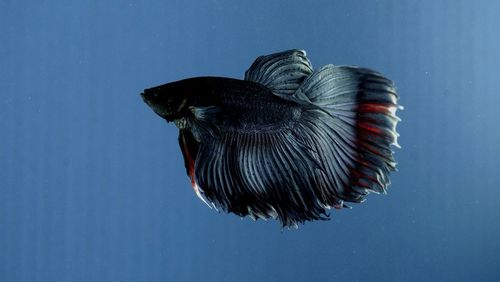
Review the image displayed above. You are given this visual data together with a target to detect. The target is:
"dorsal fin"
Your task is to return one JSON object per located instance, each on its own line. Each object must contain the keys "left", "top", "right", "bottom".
{"left": 244, "top": 49, "right": 313, "bottom": 95}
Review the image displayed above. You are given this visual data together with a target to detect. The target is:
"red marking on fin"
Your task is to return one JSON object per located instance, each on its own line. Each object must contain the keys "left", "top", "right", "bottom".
{"left": 180, "top": 136, "right": 197, "bottom": 188}
{"left": 179, "top": 132, "right": 212, "bottom": 208}
{"left": 358, "top": 121, "right": 383, "bottom": 135}
{"left": 358, "top": 141, "right": 385, "bottom": 158}
{"left": 359, "top": 103, "right": 395, "bottom": 114}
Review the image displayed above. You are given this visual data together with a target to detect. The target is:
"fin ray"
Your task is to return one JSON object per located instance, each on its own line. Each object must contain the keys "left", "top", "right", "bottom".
{"left": 245, "top": 49, "right": 313, "bottom": 95}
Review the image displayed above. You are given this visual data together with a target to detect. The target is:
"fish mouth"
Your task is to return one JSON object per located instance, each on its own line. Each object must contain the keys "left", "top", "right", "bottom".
{"left": 140, "top": 91, "right": 152, "bottom": 104}
{"left": 141, "top": 92, "right": 156, "bottom": 111}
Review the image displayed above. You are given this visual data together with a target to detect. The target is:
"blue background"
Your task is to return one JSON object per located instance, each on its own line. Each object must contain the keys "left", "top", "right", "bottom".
{"left": 1, "top": 1, "right": 499, "bottom": 281}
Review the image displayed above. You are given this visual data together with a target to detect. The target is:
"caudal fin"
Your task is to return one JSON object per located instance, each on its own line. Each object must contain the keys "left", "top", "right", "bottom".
{"left": 295, "top": 65, "right": 401, "bottom": 203}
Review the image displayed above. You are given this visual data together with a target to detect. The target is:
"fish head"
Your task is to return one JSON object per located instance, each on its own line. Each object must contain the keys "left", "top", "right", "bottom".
{"left": 141, "top": 79, "right": 195, "bottom": 123}
{"left": 142, "top": 77, "right": 223, "bottom": 133}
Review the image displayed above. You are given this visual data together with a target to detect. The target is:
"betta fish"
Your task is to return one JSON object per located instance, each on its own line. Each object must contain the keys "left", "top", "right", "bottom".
{"left": 141, "top": 49, "right": 401, "bottom": 227}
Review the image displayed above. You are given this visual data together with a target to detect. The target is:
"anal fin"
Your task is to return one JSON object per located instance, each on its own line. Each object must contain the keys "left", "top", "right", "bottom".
{"left": 179, "top": 130, "right": 213, "bottom": 208}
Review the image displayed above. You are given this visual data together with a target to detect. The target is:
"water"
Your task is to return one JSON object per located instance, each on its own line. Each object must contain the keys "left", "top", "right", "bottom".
{"left": 1, "top": 1, "right": 499, "bottom": 281}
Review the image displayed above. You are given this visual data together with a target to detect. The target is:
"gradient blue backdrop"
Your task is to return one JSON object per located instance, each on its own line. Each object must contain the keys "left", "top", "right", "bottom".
{"left": 1, "top": 1, "right": 499, "bottom": 281}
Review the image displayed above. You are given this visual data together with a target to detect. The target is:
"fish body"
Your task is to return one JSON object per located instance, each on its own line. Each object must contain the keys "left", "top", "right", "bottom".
{"left": 142, "top": 50, "right": 401, "bottom": 227}
{"left": 143, "top": 77, "right": 302, "bottom": 132}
